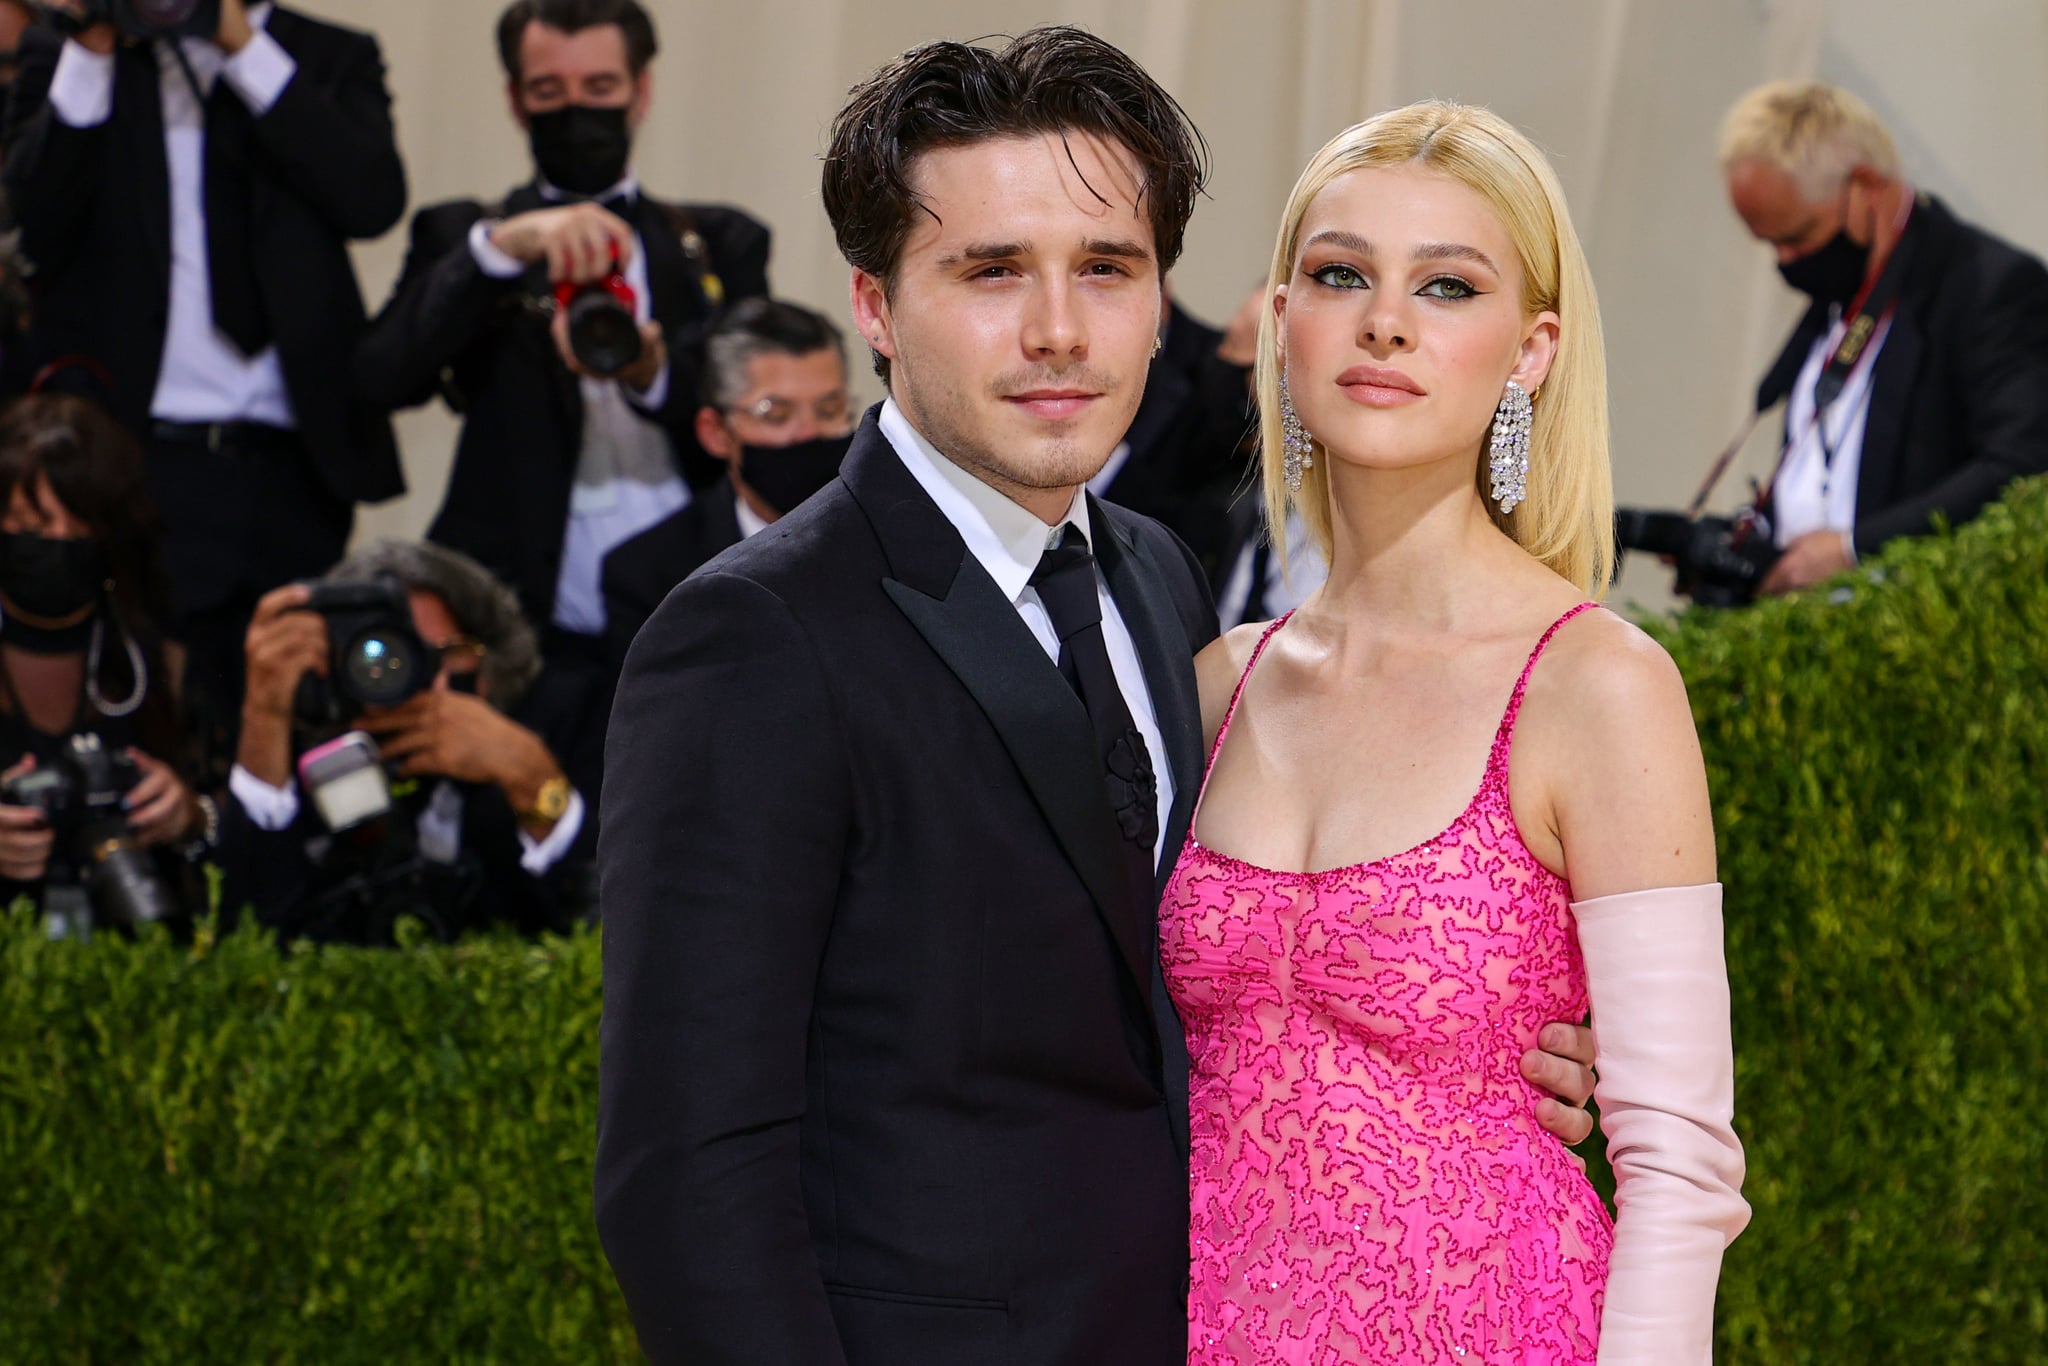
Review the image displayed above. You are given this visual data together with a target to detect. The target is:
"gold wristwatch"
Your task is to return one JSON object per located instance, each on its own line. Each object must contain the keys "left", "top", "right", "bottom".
{"left": 521, "top": 775, "right": 573, "bottom": 824}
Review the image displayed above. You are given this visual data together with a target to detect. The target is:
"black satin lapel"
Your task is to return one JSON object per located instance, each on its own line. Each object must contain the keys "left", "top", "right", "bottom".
{"left": 125, "top": 48, "right": 171, "bottom": 290}
{"left": 634, "top": 199, "right": 694, "bottom": 328}
{"left": 1090, "top": 507, "right": 1203, "bottom": 875}
{"left": 1857, "top": 312, "right": 1922, "bottom": 519}
{"left": 883, "top": 566, "right": 1149, "bottom": 988}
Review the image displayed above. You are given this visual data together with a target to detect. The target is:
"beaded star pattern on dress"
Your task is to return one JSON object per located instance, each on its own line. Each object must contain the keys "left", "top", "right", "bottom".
{"left": 1488, "top": 379, "right": 1533, "bottom": 513}
{"left": 1161, "top": 603, "right": 1609, "bottom": 1364}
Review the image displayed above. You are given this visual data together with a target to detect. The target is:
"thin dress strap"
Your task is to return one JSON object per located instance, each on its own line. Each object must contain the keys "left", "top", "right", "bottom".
{"left": 1192, "top": 611, "right": 1293, "bottom": 815}
{"left": 1485, "top": 601, "right": 1598, "bottom": 782}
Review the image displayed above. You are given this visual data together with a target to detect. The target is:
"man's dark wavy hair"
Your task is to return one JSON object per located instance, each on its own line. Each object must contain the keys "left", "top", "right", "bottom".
{"left": 821, "top": 26, "right": 1209, "bottom": 383}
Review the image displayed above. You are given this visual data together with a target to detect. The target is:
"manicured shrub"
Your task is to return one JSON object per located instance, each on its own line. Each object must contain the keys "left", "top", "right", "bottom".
{"left": 3, "top": 481, "right": 2043, "bottom": 1361}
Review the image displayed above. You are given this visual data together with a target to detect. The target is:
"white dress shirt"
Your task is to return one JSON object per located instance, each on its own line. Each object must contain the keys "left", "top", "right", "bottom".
{"left": 228, "top": 760, "right": 586, "bottom": 878}
{"left": 467, "top": 175, "right": 687, "bottom": 635}
{"left": 1773, "top": 306, "right": 1891, "bottom": 548}
{"left": 48, "top": 8, "right": 299, "bottom": 426}
{"left": 879, "top": 398, "right": 1176, "bottom": 871}
{"left": 1216, "top": 503, "right": 1327, "bottom": 627}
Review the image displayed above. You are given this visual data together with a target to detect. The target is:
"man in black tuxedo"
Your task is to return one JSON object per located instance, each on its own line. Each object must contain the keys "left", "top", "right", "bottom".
{"left": 3, "top": 0, "right": 405, "bottom": 752}
{"left": 1719, "top": 80, "right": 2048, "bottom": 597}
{"left": 356, "top": 0, "right": 769, "bottom": 685}
{"left": 599, "top": 296, "right": 852, "bottom": 675}
{"left": 597, "top": 29, "right": 1597, "bottom": 1366}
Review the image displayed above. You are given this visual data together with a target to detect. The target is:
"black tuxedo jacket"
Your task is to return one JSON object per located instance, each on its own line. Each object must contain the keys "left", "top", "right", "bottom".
{"left": 1099, "top": 299, "right": 1254, "bottom": 578}
{"left": 356, "top": 182, "right": 769, "bottom": 628}
{"left": 597, "top": 411, "right": 1219, "bottom": 1365}
{"left": 598, "top": 475, "right": 744, "bottom": 674}
{"left": 1, "top": 11, "right": 405, "bottom": 505}
{"left": 1757, "top": 194, "right": 2048, "bottom": 553}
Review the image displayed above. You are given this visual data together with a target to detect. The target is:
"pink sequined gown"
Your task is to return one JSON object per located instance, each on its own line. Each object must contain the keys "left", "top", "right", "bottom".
{"left": 1161, "top": 605, "right": 1611, "bottom": 1365}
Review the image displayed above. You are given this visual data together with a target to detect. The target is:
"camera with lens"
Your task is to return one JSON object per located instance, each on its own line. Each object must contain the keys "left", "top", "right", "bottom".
{"left": 553, "top": 247, "right": 642, "bottom": 377}
{"left": 64, "top": 0, "right": 222, "bottom": 40}
{"left": 292, "top": 574, "right": 439, "bottom": 730}
{"left": 1614, "top": 508, "right": 1782, "bottom": 608}
{"left": 1, "top": 732, "right": 181, "bottom": 933}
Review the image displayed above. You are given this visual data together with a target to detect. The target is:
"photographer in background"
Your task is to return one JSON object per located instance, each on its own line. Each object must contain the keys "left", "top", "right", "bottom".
{"left": 0, "top": 393, "right": 203, "bottom": 932}
{"left": 357, "top": 0, "right": 769, "bottom": 729}
{"left": 223, "top": 541, "right": 596, "bottom": 943}
{"left": 1721, "top": 81, "right": 2048, "bottom": 596}
{"left": 599, "top": 297, "right": 850, "bottom": 674}
{"left": 2, "top": 0, "right": 406, "bottom": 760}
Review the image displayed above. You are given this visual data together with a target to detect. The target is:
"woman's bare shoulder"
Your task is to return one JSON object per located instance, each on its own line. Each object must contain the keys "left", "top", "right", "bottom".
{"left": 1194, "top": 621, "right": 1274, "bottom": 746}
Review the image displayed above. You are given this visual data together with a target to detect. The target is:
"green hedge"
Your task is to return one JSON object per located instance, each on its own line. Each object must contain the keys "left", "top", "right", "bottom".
{"left": 4, "top": 482, "right": 2046, "bottom": 1361}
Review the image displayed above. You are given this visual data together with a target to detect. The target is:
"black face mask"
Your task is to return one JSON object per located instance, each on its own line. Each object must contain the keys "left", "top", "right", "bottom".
{"left": 526, "top": 104, "right": 633, "bottom": 198}
{"left": 738, "top": 432, "right": 853, "bottom": 517}
{"left": 1778, "top": 190, "right": 1872, "bottom": 307}
{"left": 0, "top": 532, "right": 105, "bottom": 623}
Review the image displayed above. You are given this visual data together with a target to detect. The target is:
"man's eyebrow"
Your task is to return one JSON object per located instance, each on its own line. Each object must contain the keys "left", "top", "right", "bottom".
{"left": 936, "top": 241, "right": 1028, "bottom": 268}
{"left": 1084, "top": 237, "right": 1152, "bottom": 262}
{"left": 1302, "top": 230, "right": 1500, "bottom": 275}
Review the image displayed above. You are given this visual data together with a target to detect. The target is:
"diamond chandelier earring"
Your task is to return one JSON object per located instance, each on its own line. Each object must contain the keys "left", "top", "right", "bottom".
{"left": 1488, "top": 379, "right": 1533, "bottom": 514}
{"left": 1280, "top": 376, "right": 1314, "bottom": 493}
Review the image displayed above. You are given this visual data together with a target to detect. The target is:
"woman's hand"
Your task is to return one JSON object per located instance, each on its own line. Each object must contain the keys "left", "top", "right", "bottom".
{"left": 123, "top": 748, "right": 200, "bottom": 848}
{"left": 0, "top": 753, "right": 55, "bottom": 881}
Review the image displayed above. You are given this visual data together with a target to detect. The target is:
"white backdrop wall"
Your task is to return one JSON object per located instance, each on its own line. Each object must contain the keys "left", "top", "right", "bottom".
{"left": 312, "top": 0, "right": 2048, "bottom": 611}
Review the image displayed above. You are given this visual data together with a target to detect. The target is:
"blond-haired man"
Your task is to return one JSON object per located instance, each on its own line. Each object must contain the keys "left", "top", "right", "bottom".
{"left": 1720, "top": 80, "right": 2048, "bottom": 595}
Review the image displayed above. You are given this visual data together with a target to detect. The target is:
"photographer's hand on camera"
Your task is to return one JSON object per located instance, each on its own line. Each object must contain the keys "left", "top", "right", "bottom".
{"left": 357, "top": 692, "right": 571, "bottom": 840}
{"left": 486, "top": 202, "right": 636, "bottom": 292}
{"left": 238, "top": 584, "right": 330, "bottom": 788}
{"left": 121, "top": 749, "right": 202, "bottom": 848}
{"left": 0, "top": 756, "right": 54, "bottom": 881}
{"left": 42, "top": 0, "right": 116, "bottom": 52}
{"left": 1758, "top": 528, "right": 1855, "bottom": 597}
{"left": 214, "top": 0, "right": 255, "bottom": 52}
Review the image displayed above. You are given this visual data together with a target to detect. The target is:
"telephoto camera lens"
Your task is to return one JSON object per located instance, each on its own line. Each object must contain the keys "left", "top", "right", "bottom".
{"left": 566, "top": 289, "right": 643, "bottom": 377}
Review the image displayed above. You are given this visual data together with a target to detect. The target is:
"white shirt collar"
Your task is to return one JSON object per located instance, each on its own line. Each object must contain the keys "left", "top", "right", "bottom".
{"left": 734, "top": 488, "right": 772, "bottom": 539}
{"left": 538, "top": 171, "right": 640, "bottom": 204}
{"left": 877, "top": 397, "right": 1092, "bottom": 604}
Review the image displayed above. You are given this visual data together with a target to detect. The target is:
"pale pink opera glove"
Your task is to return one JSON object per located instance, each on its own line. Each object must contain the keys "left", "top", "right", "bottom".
{"left": 1573, "top": 882, "right": 1751, "bottom": 1365}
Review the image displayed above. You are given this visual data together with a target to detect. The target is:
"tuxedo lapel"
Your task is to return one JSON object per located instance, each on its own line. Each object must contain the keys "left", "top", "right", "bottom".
{"left": 1089, "top": 497, "right": 1202, "bottom": 884}
{"left": 634, "top": 197, "right": 699, "bottom": 331}
{"left": 843, "top": 419, "right": 1150, "bottom": 989}
{"left": 1857, "top": 307, "right": 1923, "bottom": 520}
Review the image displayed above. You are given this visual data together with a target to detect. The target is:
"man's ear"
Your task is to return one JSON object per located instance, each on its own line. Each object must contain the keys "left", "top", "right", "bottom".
{"left": 695, "top": 407, "right": 736, "bottom": 461}
{"left": 850, "top": 269, "right": 898, "bottom": 369}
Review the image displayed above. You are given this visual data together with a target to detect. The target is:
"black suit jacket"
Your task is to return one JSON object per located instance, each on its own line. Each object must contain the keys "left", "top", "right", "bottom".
{"left": 1099, "top": 299, "right": 1254, "bottom": 577}
{"left": 599, "top": 476, "right": 744, "bottom": 674}
{"left": 356, "top": 182, "right": 769, "bottom": 627}
{"left": 597, "top": 411, "right": 1218, "bottom": 1365}
{"left": 1757, "top": 194, "right": 2048, "bottom": 553}
{"left": 2, "top": 11, "right": 405, "bottom": 505}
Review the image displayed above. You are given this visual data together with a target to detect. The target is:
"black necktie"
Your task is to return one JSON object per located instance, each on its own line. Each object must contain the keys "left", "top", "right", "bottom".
{"left": 203, "top": 75, "right": 269, "bottom": 355}
{"left": 1031, "top": 524, "right": 1160, "bottom": 899}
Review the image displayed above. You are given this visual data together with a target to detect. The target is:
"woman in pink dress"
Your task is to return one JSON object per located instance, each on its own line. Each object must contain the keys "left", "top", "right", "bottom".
{"left": 1160, "top": 103, "right": 1749, "bottom": 1364}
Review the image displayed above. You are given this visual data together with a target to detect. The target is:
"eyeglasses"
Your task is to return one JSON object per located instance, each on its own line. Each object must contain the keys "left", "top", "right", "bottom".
{"left": 729, "top": 392, "right": 856, "bottom": 436}
{"left": 431, "top": 635, "right": 489, "bottom": 674}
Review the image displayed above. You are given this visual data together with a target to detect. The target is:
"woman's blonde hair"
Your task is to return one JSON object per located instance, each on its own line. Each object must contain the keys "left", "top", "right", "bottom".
{"left": 1256, "top": 101, "right": 1614, "bottom": 596}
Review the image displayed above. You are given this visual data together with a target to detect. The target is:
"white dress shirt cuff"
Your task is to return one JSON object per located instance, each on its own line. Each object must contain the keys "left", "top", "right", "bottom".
{"left": 228, "top": 763, "right": 301, "bottom": 832}
{"left": 624, "top": 358, "right": 671, "bottom": 411}
{"left": 516, "top": 788, "right": 586, "bottom": 875}
{"left": 49, "top": 39, "right": 116, "bottom": 128}
{"left": 221, "top": 28, "right": 297, "bottom": 115}
{"left": 467, "top": 218, "right": 529, "bottom": 279}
